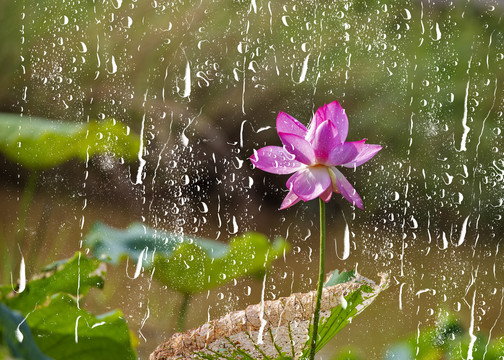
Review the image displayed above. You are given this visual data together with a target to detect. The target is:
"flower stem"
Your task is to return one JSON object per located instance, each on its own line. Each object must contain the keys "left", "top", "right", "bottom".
{"left": 309, "top": 198, "right": 326, "bottom": 360}
{"left": 177, "top": 293, "right": 192, "bottom": 332}
{"left": 16, "top": 171, "right": 38, "bottom": 245}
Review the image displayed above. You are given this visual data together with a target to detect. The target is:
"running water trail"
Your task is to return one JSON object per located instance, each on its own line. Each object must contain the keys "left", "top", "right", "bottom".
{"left": 257, "top": 249, "right": 270, "bottom": 344}
{"left": 11, "top": 255, "right": 26, "bottom": 293}
{"left": 458, "top": 55, "right": 472, "bottom": 152}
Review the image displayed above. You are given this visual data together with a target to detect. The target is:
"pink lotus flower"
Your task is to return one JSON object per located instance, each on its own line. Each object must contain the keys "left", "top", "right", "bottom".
{"left": 250, "top": 101, "right": 382, "bottom": 210}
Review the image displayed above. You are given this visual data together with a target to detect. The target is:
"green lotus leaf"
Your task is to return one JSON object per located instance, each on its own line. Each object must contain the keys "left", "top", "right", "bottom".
{"left": 153, "top": 232, "right": 288, "bottom": 294}
{"left": 84, "top": 222, "right": 227, "bottom": 267}
{"left": 84, "top": 222, "right": 288, "bottom": 294}
{"left": 0, "top": 252, "right": 136, "bottom": 360}
{"left": 0, "top": 114, "right": 140, "bottom": 169}
{"left": 324, "top": 270, "right": 356, "bottom": 288}
{"left": 0, "top": 253, "right": 105, "bottom": 314}
{"left": 0, "top": 303, "right": 52, "bottom": 360}
{"left": 26, "top": 293, "right": 135, "bottom": 360}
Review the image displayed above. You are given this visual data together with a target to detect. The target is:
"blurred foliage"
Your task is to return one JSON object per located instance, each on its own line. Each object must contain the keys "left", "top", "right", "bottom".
{"left": 0, "top": 0, "right": 502, "bottom": 232}
{"left": 0, "top": 114, "right": 140, "bottom": 170}
{"left": 0, "top": 253, "right": 137, "bottom": 360}
{"left": 331, "top": 312, "right": 504, "bottom": 360}
{"left": 84, "top": 222, "right": 288, "bottom": 294}
{"left": 325, "top": 270, "right": 356, "bottom": 288}
{"left": 0, "top": 303, "right": 51, "bottom": 360}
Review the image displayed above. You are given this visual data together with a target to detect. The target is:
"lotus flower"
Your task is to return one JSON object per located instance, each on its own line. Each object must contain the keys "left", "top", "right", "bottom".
{"left": 250, "top": 101, "right": 382, "bottom": 210}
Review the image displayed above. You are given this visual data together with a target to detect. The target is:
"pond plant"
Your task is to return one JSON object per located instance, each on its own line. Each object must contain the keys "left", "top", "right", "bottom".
{"left": 332, "top": 312, "right": 504, "bottom": 360}
{"left": 0, "top": 113, "right": 140, "bottom": 281}
{"left": 0, "top": 253, "right": 137, "bottom": 359}
{"left": 250, "top": 100, "right": 382, "bottom": 359}
{"left": 149, "top": 101, "right": 387, "bottom": 359}
{"left": 84, "top": 222, "right": 288, "bottom": 332}
{"left": 151, "top": 270, "right": 388, "bottom": 360}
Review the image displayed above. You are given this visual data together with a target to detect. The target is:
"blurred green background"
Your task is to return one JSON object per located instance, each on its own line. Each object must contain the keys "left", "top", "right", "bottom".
{"left": 1, "top": 0, "right": 503, "bottom": 228}
{"left": 1, "top": 0, "right": 503, "bottom": 358}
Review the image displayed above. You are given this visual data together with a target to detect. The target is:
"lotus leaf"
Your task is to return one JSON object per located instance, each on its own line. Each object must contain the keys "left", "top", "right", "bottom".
{"left": 0, "top": 253, "right": 105, "bottom": 314}
{"left": 0, "top": 252, "right": 136, "bottom": 360}
{"left": 84, "top": 222, "right": 288, "bottom": 294}
{"left": 0, "top": 114, "right": 139, "bottom": 169}
{"left": 0, "top": 303, "right": 52, "bottom": 360}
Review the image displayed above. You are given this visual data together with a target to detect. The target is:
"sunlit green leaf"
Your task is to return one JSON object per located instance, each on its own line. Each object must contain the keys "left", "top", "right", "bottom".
{"left": 0, "top": 252, "right": 136, "bottom": 360}
{"left": 27, "top": 293, "right": 135, "bottom": 360}
{"left": 0, "top": 114, "right": 140, "bottom": 169}
{"left": 153, "top": 232, "right": 287, "bottom": 294}
{"left": 0, "top": 253, "right": 105, "bottom": 314}
{"left": 324, "top": 270, "right": 355, "bottom": 288}
{"left": 84, "top": 222, "right": 227, "bottom": 266}
{"left": 84, "top": 222, "right": 288, "bottom": 294}
{"left": 0, "top": 303, "right": 52, "bottom": 360}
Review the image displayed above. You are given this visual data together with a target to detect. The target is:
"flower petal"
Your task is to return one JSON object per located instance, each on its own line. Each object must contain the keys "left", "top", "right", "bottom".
{"left": 278, "top": 132, "right": 316, "bottom": 165}
{"left": 319, "top": 186, "right": 333, "bottom": 203}
{"left": 286, "top": 167, "right": 331, "bottom": 201}
{"left": 331, "top": 168, "right": 364, "bottom": 209}
{"left": 326, "top": 140, "right": 363, "bottom": 166}
{"left": 312, "top": 101, "right": 348, "bottom": 144}
{"left": 341, "top": 143, "right": 382, "bottom": 168}
{"left": 250, "top": 146, "right": 304, "bottom": 174}
{"left": 312, "top": 120, "right": 339, "bottom": 164}
{"left": 279, "top": 189, "right": 302, "bottom": 210}
{"left": 276, "top": 111, "right": 308, "bottom": 138}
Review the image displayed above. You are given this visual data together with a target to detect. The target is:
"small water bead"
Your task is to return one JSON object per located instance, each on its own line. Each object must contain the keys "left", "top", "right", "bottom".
{"left": 181, "top": 174, "right": 190, "bottom": 185}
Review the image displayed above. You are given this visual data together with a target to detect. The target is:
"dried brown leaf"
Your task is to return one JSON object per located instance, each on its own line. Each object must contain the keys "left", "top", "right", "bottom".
{"left": 151, "top": 273, "right": 388, "bottom": 360}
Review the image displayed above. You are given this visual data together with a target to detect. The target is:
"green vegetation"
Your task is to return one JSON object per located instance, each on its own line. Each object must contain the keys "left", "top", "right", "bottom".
{"left": 85, "top": 222, "right": 287, "bottom": 294}
{"left": 85, "top": 222, "right": 288, "bottom": 329}
{"left": 331, "top": 313, "right": 504, "bottom": 360}
{"left": 0, "top": 1, "right": 502, "bottom": 227}
{"left": 0, "top": 253, "right": 137, "bottom": 360}
{"left": 0, "top": 114, "right": 139, "bottom": 170}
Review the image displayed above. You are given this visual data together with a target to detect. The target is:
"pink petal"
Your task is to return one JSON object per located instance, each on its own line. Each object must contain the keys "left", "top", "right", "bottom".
{"left": 319, "top": 186, "right": 333, "bottom": 203}
{"left": 326, "top": 140, "right": 363, "bottom": 166}
{"left": 276, "top": 111, "right": 308, "bottom": 138}
{"left": 341, "top": 143, "right": 382, "bottom": 168}
{"left": 312, "top": 101, "right": 348, "bottom": 144}
{"left": 312, "top": 120, "right": 339, "bottom": 164}
{"left": 331, "top": 168, "right": 364, "bottom": 209}
{"left": 306, "top": 114, "right": 323, "bottom": 144}
{"left": 286, "top": 167, "right": 331, "bottom": 201}
{"left": 250, "top": 146, "right": 304, "bottom": 174}
{"left": 279, "top": 189, "right": 302, "bottom": 210}
{"left": 278, "top": 132, "right": 316, "bottom": 165}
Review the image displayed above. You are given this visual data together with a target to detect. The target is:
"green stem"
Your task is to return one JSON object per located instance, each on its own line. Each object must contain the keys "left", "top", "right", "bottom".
{"left": 16, "top": 171, "right": 38, "bottom": 246}
{"left": 309, "top": 198, "right": 326, "bottom": 360}
{"left": 0, "top": 223, "right": 10, "bottom": 283}
{"left": 176, "top": 293, "right": 192, "bottom": 332}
